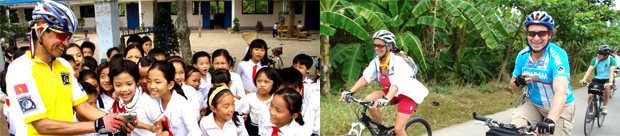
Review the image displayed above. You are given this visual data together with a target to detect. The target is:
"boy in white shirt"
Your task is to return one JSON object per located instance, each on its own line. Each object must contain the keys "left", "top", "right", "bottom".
{"left": 193, "top": 51, "right": 213, "bottom": 114}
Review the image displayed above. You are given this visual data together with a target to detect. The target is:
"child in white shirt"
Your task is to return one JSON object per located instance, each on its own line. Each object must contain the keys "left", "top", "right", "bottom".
{"left": 200, "top": 86, "right": 249, "bottom": 136}
{"left": 259, "top": 88, "right": 312, "bottom": 136}
{"left": 212, "top": 49, "right": 246, "bottom": 108}
{"left": 236, "top": 39, "right": 269, "bottom": 94}
{"left": 169, "top": 57, "right": 201, "bottom": 120}
{"left": 240, "top": 67, "right": 280, "bottom": 135}
{"left": 148, "top": 61, "right": 201, "bottom": 135}
{"left": 211, "top": 69, "right": 245, "bottom": 113}
{"left": 193, "top": 51, "right": 213, "bottom": 114}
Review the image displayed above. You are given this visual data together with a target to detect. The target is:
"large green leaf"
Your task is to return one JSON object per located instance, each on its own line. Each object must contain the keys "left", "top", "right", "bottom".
{"left": 320, "top": 11, "right": 369, "bottom": 40}
{"left": 395, "top": 31, "right": 428, "bottom": 70}
{"left": 406, "top": 16, "right": 447, "bottom": 28}
{"left": 345, "top": 6, "right": 389, "bottom": 30}
{"left": 440, "top": 0, "right": 461, "bottom": 17}
{"left": 398, "top": 0, "right": 414, "bottom": 15}
{"left": 320, "top": 24, "right": 337, "bottom": 36}
{"left": 452, "top": 0, "right": 500, "bottom": 49}
{"left": 341, "top": 44, "right": 365, "bottom": 87}
{"left": 411, "top": 0, "right": 431, "bottom": 17}
{"left": 320, "top": 0, "right": 340, "bottom": 12}
{"left": 387, "top": 0, "right": 399, "bottom": 17}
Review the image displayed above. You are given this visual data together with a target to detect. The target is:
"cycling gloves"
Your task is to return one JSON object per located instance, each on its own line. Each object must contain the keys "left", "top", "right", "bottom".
{"left": 536, "top": 118, "right": 555, "bottom": 135}
{"left": 514, "top": 74, "right": 527, "bottom": 87}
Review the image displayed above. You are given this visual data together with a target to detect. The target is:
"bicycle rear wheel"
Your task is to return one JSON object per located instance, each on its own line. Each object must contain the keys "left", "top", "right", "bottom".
{"left": 611, "top": 85, "right": 616, "bottom": 99}
{"left": 515, "top": 93, "right": 526, "bottom": 108}
{"left": 584, "top": 98, "right": 596, "bottom": 136}
{"left": 404, "top": 117, "right": 432, "bottom": 136}
{"left": 597, "top": 96, "right": 606, "bottom": 127}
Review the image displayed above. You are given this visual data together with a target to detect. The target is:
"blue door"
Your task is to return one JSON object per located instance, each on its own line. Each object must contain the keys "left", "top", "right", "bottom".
{"left": 126, "top": 3, "right": 139, "bottom": 29}
{"left": 201, "top": 1, "right": 210, "bottom": 29}
{"left": 225, "top": 1, "right": 232, "bottom": 28}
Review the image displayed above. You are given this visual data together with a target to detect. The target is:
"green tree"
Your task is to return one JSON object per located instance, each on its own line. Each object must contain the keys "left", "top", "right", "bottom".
{"left": 153, "top": 8, "right": 180, "bottom": 54}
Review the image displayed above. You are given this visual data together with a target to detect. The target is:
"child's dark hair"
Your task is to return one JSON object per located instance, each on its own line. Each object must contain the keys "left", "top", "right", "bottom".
{"left": 149, "top": 61, "right": 187, "bottom": 99}
{"left": 78, "top": 70, "right": 98, "bottom": 82}
{"left": 124, "top": 44, "right": 145, "bottom": 57}
{"left": 166, "top": 56, "right": 186, "bottom": 67}
{"left": 13, "top": 46, "right": 30, "bottom": 60}
{"left": 79, "top": 81, "right": 98, "bottom": 96}
{"left": 279, "top": 67, "right": 303, "bottom": 89}
{"left": 110, "top": 54, "right": 125, "bottom": 64}
{"left": 138, "top": 56, "right": 157, "bottom": 68}
{"left": 185, "top": 66, "right": 200, "bottom": 80}
{"left": 4, "top": 45, "right": 17, "bottom": 69}
{"left": 205, "top": 88, "right": 241, "bottom": 127}
{"left": 148, "top": 48, "right": 168, "bottom": 58}
{"left": 63, "top": 43, "right": 82, "bottom": 55}
{"left": 106, "top": 47, "right": 120, "bottom": 58}
{"left": 274, "top": 88, "right": 304, "bottom": 125}
{"left": 211, "top": 69, "right": 231, "bottom": 86}
{"left": 242, "top": 39, "right": 269, "bottom": 66}
{"left": 192, "top": 51, "right": 211, "bottom": 64}
{"left": 254, "top": 67, "right": 280, "bottom": 95}
{"left": 142, "top": 36, "right": 152, "bottom": 43}
{"left": 127, "top": 34, "right": 143, "bottom": 46}
{"left": 108, "top": 60, "right": 140, "bottom": 84}
{"left": 212, "top": 49, "right": 233, "bottom": 67}
{"left": 81, "top": 41, "right": 96, "bottom": 52}
{"left": 293, "top": 54, "right": 313, "bottom": 70}
{"left": 83, "top": 56, "right": 98, "bottom": 70}
{"left": 60, "top": 54, "right": 75, "bottom": 63}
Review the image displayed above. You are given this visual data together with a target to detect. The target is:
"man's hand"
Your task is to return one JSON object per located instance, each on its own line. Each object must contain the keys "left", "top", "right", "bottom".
{"left": 340, "top": 91, "right": 353, "bottom": 102}
{"left": 605, "top": 83, "right": 612, "bottom": 89}
{"left": 95, "top": 113, "right": 121, "bottom": 134}
{"left": 535, "top": 118, "right": 555, "bottom": 135}
{"left": 514, "top": 74, "right": 529, "bottom": 87}
{"left": 580, "top": 79, "right": 587, "bottom": 85}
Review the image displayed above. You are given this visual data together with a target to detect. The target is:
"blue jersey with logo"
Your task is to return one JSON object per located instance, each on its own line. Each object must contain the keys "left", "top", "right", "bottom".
{"left": 590, "top": 57, "right": 616, "bottom": 80}
{"left": 512, "top": 43, "right": 574, "bottom": 107}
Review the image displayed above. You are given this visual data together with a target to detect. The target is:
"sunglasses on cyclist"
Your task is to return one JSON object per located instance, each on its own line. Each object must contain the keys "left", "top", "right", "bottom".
{"left": 526, "top": 31, "right": 549, "bottom": 37}
{"left": 47, "top": 27, "right": 73, "bottom": 42}
{"left": 374, "top": 44, "right": 387, "bottom": 49}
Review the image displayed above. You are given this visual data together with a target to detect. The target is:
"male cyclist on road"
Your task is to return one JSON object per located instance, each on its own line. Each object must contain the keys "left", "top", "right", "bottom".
{"left": 580, "top": 45, "right": 615, "bottom": 119}
{"left": 611, "top": 48, "right": 620, "bottom": 76}
{"left": 510, "top": 11, "right": 575, "bottom": 136}
{"left": 340, "top": 30, "right": 429, "bottom": 136}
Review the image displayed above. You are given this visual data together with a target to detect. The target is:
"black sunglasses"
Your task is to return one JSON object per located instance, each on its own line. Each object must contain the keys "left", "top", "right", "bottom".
{"left": 526, "top": 31, "right": 549, "bottom": 37}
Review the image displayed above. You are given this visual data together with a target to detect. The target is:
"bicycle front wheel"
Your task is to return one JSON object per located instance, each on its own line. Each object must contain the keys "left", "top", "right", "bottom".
{"left": 611, "top": 86, "right": 616, "bottom": 99}
{"left": 584, "top": 98, "right": 597, "bottom": 136}
{"left": 515, "top": 93, "right": 526, "bottom": 108}
{"left": 597, "top": 96, "right": 606, "bottom": 127}
{"left": 404, "top": 117, "right": 432, "bottom": 136}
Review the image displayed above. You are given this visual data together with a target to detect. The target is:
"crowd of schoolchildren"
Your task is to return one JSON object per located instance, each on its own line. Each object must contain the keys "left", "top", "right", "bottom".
{"left": 0, "top": 34, "right": 321, "bottom": 136}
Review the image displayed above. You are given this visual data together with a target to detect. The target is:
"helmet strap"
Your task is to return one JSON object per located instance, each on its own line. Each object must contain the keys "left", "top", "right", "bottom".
{"left": 33, "top": 25, "right": 56, "bottom": 62}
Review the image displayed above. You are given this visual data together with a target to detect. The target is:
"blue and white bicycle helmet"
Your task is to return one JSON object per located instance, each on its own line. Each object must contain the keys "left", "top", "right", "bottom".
{"left": 524, "top": 11, "right": 554, "bottom": 30}
{"left": 30, "top": 0, "right": 78, "bottom": 33}
{"left": 372, "top": 30, "right": 396, "bottom": 47}
{"left": 29, "top": 0, "right": 77, "bottom": 60}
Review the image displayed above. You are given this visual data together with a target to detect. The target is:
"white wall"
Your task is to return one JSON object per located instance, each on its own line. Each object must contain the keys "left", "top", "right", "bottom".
{"left": 232, "top": 0, "right": 305, "bottom": 28}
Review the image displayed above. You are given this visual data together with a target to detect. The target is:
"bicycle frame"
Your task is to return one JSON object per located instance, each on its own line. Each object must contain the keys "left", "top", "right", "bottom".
{"left": 346, "top": 96, "right": 396, "bottom": 136}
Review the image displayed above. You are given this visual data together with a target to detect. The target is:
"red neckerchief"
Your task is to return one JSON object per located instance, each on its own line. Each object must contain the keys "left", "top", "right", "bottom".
{"left": 271, "top": 126, "right": 280, "bottom": 136}
{"left": 112, "top": 100, "right": 126, "bottom": 113}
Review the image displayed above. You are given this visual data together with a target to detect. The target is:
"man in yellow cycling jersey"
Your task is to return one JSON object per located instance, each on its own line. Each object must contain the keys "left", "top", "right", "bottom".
{"left": 5, "top": 0, "right": 135, "bottom": 135}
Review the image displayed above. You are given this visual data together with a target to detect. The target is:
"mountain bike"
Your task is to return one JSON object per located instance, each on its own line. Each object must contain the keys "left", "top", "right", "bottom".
{"left": 473, "top": 112, "right": 537, "bottom": 136}
{"left": 583, "top": 82, "right": 607, "bottom": 136}
{"left": 515, "top": 91, "right": 528, "bottom": 108}
{"left": 340, "top": 95, "right": 432, "bottom": 136}
{"left": 268, "top": 43, "right": 284, "bottom": 69}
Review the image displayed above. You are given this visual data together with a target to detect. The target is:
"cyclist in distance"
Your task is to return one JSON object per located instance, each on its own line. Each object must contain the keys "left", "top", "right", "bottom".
{"left": 340, "top": 30, "right": 429, "bottom": 136}
{"left": 580, "top": 45, "right": 615, "bottom": 118}
{"left": 510, "top": 11, "right": 575, "bottom": 136}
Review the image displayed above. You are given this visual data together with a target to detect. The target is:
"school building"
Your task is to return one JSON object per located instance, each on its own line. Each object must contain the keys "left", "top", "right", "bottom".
{"left": 4, "top": 0, "right": 319, "bottom": 30}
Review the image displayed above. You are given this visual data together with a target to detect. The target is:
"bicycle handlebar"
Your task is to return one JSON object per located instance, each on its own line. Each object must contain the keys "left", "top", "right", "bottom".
{"left": 472, "top": 112, "right": 538, "bottom": 136}
{"left": 344, "top": 94, "right": 375, "bottom": 108}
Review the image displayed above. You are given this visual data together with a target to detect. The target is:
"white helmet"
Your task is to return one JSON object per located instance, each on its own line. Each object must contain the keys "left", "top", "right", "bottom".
{"left": 30, "top": 0, "right": 78, "bottom": 33}
{"left": 372, "top": 30, "right": 396, "bottom": 46}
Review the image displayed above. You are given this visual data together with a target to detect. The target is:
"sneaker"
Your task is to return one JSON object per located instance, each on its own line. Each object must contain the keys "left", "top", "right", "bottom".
{"left": 602, "top": 106, "right": 608, "bottom": 115}
{"left": 586, "top": 112, "right": 595, "bottom": 123}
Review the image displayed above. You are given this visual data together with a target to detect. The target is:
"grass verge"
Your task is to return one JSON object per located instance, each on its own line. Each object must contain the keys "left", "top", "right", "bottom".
{"left": 320, "top": 81, "right": 520, "bottom": 135}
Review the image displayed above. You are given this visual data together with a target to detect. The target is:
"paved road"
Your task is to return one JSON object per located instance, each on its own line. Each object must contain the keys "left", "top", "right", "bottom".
{"left": 428, "top": 79, "right": 620, "bottom": 136}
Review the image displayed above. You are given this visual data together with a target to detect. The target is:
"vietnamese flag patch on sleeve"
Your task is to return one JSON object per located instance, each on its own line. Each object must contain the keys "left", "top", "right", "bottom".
{"left": 14, "top": 83, "right": 29, "bottom": 95}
